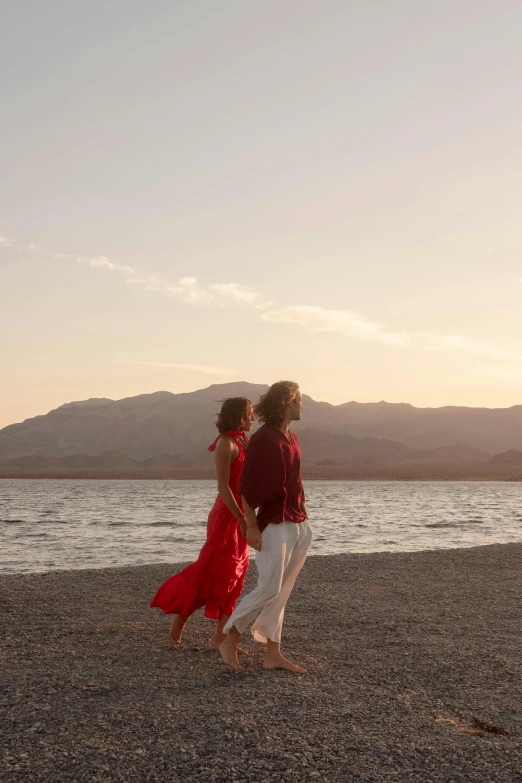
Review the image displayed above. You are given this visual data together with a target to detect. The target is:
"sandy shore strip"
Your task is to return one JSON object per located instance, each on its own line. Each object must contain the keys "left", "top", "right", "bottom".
{"left": 1, "top": 545, "right": 521, "bottom": 783}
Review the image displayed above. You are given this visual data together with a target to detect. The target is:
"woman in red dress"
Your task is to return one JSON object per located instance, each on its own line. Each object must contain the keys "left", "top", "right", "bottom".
{"left": 150, "top": 397, "right": 254, "bottom": 649}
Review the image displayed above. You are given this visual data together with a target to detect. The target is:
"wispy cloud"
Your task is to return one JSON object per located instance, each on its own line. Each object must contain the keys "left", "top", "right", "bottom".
{"left": 76, "top": 256, "right": 137, "bottom": 276}
{"left": 5, "top": 228, "right": 522, "bottom": 367}
{"left": 120, "top": 361, "right": 240, "bottom": 376}
{"left": 261, "top": 304, "right": 522, "bottom": 361}
{"left": 261, "top": 305, "right": 408, "bottom": 346}
{"left": 139, "top": 274, "right": 216, "bottom": 304}
{"left": 75, "top": 254, "right": 270, "bottom": 309}
{"left": 261, "top": 304, "right": 522, "bottom": 360}
{"left": 173, "top": 277, "right": 215, "bottom": 304}
{"left": 212, "top": 283, "right": 275, "bottom": 310}
{"left": 0, "top": 233, "right": 43, "bottom": 251}
{"left": 423, "top": 333, "right": 522, "bottom": 362}
{"left": 210, "top": 282, "right": 263, "bottom": 307}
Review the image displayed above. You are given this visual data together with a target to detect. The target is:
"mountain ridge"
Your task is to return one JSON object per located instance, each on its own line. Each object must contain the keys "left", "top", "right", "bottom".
{"left": 1, "top": 382, "right": 522, "bottom": 463}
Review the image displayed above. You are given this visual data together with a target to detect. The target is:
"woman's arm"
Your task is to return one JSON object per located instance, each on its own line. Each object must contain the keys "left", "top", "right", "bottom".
{"left": 241, "top": 494, "right": 263, "bottom": 552}
{"left": 215, "top": 437, "right": 247, "bottom": 537}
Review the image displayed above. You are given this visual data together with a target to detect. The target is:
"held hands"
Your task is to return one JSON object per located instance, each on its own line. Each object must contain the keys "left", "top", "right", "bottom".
{"left": 247, "top": 524, "right": 262, "bottom": 552}
{"left": 240, "top": 494, "right": 260, "bottom": 549}
{"left": 237, "top": 516, "right": 248, "bottom": 539}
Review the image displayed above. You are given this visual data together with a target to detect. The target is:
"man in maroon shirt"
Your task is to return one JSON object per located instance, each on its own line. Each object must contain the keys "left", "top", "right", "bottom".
{"left": 219, "top": 381, "right": 312, "bottom": 673}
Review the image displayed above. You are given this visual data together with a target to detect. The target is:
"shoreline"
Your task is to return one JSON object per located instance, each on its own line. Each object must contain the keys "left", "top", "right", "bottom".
{"left": 2, "top": 540, "right": 522, "bottom": 579}
{"left": 1, "top": 464, "right": 521, "bottom": 481}
{"left": 1, "top": 542, "right": 521, "bottom": 782}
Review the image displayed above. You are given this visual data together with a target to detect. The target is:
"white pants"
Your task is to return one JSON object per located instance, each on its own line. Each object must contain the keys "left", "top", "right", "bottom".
{"left": 224, "top": 520, "right": 312, "bottom": 644}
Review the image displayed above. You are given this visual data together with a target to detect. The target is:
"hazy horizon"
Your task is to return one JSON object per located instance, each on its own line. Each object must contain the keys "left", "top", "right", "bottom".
{"left": 3, "top": 1, "right": 522, "bottom": 429}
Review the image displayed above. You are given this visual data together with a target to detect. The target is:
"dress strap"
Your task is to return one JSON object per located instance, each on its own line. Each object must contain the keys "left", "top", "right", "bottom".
{"left": 208, "top": 435, "right": 221, "bottom": 452}
{"left": 208, "top": 430, "right": 246, "bottom": 452}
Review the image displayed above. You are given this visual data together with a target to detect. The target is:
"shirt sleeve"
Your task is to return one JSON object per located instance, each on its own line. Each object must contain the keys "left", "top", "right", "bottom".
{"left": 238, "top": 431, "right": 285, "bottom": 510}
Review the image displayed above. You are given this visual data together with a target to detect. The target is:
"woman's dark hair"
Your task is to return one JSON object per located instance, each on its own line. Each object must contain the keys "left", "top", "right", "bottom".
{"left": 254, "top": 381, "right": 299, "bottom": 427}
{"left": 216, "top": 397, "right": 252, "bottom": 434}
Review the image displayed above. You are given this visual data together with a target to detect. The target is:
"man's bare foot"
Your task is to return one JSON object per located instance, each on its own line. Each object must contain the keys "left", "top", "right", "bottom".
{"left": 169, "top": 615, "right": 186, "bottom": 645}
{"left": 213, "top": 642, "right": 248, "bottom": 655}
{"left": 218, "top": 639, "right": 243, "bottom": 671}
{"left": 263, "top": 653, "right": 307, "bottom": 674}
{"left": 213, "top": 635, "right": 248, "bottom": 655}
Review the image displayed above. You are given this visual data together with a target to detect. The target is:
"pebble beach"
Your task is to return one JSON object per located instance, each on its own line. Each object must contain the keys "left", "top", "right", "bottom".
{"left": 1, "top": 544, "right": 521, "bottom": 783}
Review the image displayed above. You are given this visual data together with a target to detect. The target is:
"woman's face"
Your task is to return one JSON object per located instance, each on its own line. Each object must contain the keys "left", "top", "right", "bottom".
{"left": 241, "top": 404, "right": 255, "bottom": 432}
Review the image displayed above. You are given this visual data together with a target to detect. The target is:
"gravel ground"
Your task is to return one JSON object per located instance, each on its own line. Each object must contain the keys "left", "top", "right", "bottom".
{"left": 1, "top": 544, "right": 521, "bottom": 783}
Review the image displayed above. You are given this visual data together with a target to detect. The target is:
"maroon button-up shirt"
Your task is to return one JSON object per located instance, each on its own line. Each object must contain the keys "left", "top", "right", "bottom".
{"left": 238, "top": 424, "right": 306, "bottom": 533}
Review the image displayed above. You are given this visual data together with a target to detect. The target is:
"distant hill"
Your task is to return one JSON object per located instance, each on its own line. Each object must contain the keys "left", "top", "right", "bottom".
{"left": 0, "top": 383, "right": 268, "bottom": 461}
{"left": 490, "top": 449, "right": 522, "bottom": 465}
{"left": 0, "top": 451, "right": 140, "bottom": 471}
{"left": 322, "top": 400, "right": 522, "bottom": 454}
{"left": 1, "top": 382, "right": 522, "bottom": 472}
{"left": 0, "top": 437, "right": 489, "bottom": 472}
{"left": 423, "top": 443, "right": 491, "bottom": 463}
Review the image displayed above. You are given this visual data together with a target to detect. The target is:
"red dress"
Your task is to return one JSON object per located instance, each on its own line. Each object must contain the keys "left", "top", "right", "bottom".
{"left": 150, "top": 431, "right": 250, "bottom": 620}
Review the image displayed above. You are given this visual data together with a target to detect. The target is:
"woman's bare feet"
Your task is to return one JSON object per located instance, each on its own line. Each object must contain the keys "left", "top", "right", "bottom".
{"left": 218, "top": 638, "right": 243, "bottom": 671}
{"left": 263, "top": 650, "right": 307, "bottom": 674}
{"left": 169, "top": 615, "right": 187, "bottom": 645}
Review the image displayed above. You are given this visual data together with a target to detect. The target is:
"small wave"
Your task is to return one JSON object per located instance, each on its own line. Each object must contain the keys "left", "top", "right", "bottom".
{"left": 147, "top": 521, "right": 176, "bottom": 527}
{"left": 425, "top": 518, "right": 485, "bottom": 528}
{"left": 1, "top": 519, "right": 26, "bottom": 524}
{"left": 163, "top": 536, "right": 194, "bottom": 544}
{"left": 37, "top": 519, "right": 69, "bottom": 524}
{"left": 85, "top": 520, "right": 130, "bottom": 527}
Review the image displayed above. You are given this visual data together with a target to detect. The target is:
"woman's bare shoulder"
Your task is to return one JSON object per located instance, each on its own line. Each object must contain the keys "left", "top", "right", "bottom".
{"left": 215, "top": 434, "right": 238, "bottom": 453}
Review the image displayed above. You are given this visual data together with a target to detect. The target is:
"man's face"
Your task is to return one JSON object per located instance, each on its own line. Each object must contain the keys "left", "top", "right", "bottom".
{"left": 289, "top": 390, "right": 303, "bottom": 422}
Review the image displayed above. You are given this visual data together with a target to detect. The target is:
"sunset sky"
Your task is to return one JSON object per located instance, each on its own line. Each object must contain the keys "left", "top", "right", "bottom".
{"left": 2, "top": 1, "right": 522, "bottom": 428}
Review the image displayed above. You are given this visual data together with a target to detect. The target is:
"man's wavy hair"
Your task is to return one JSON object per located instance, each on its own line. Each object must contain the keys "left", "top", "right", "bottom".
{"left": 254, "top": 381, "right": 299, "bottom": 427}
{"left": 216, "top": 397, "right": 252, "bottom": 434}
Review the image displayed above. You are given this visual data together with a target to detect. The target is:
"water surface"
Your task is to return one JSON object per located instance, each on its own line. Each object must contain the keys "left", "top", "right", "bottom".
{"left": 1, "top": 479, "right": 521, "bottom": 574}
